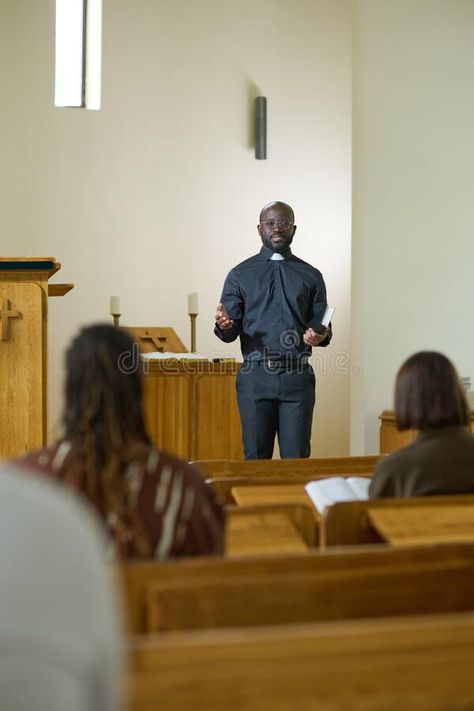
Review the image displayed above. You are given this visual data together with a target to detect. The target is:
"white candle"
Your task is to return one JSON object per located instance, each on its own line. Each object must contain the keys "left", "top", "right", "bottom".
{"left": 188, "top": 292, "right": 199, "bottom": 314}
{"left": 110, "top": 295, "right": 121, "bottom": 315}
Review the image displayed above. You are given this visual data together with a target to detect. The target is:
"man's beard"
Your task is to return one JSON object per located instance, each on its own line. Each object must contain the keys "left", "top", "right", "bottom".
{"left": 261, "top": 234, "right": 293, "bottom": 253}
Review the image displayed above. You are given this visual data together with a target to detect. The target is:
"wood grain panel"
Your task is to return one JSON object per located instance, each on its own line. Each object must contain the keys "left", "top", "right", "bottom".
{"left": 143, "top": 558, "right": 474, "bottom": 633}
{"left": 196, "top": 454, "right": 380, "bottom": 478}
{"left": 321, "top": 493, "right": 474, "bottom": 548}
{"left": 142, "top": 361, "right": 243, "bottom": 460}
{"left": 0, "top": 282, "right": 45, "bottom": 457}
{"left": 368, "top": 504, "right": 474, "bottom": 546}
{"left": 142, "top": 369, "right": 191, "bottom": 457}
{"left": 128, "top": 613, "right": 474, "bottom": 710}
{"left": 226, "top": 508, "right": 309, "bottom": 556}
{"left": 119, "top": 542, "right": 474, "bottom": 634}
{"left": 193, "top": 371, "right": 242, "bottom": 460}
{"left": 48, "top": 283, "right": 74, "bottom": 297}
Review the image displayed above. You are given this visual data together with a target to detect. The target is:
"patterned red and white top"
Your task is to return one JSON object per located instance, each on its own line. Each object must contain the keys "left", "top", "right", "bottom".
{"left": 15, "top": 441, "right": 226, "bottom": 560}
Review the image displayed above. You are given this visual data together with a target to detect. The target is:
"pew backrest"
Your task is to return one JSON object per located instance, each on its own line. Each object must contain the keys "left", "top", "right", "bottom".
{"left": 226, "top": 503, "right": 317, "bottom": 554}
{"left": 321, "top": 493, "right": 474, "bottom": 547}
{"left": 119, "top": 541, "right": 474, "bottom": 633}
{"left": 194, "top": 454, "right": 381, "bottom": 479}
{"left": 209, "top": 474, "right": 372, "bottom": 505}
{"left": 144, "top": 557, "right": 474, "bottom": 632}
{"left": 128, "top": 612, "right": 474, "bottom": 711}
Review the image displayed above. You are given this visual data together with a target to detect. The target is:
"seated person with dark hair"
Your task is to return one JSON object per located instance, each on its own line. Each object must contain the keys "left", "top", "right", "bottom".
{"left": 370, "top": 351, "right": 474, "bottom": 498}
{"left": 16, "top": 324, "right": 225, "bottom": 559}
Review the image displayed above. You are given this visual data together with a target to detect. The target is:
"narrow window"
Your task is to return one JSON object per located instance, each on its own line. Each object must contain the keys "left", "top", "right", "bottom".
{"left": 55, "top": 0, "right": 102, "bottom": 110}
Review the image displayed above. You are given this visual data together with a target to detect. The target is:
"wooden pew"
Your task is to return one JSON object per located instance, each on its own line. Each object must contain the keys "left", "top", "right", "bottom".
{"left": 230, "top": 483, "right": 317, "bottom": 508}
{"left": 321, "top": 493, "right": 474, "bottom": 548}
{"left": 210, "top": 473, "right": 373, "bottom": 505}
{"left": 198, "top": 456, "right": 380, "bottom": 504}
{"left": 367, "top": 503, "right": 474, "bottom": 546}
{"left": 118, "top": 542, "right": 474, "bottom": 633}
{"left": 128, "top": 612, "right": 474, "bottom": 710}
{"left": 198, "top": 456, "right": 379, "bottom": 504}
{"left": 195, "top": 454, "right": 381, "bottom": 479}
{"left": 143, "top": 555, "right": 474, "bottom": 632}
{"left": 226, "top": 503, "right": 316, "bottom": 555}
{"left": 210, "top": 475, "right": 309, "bottom": 504}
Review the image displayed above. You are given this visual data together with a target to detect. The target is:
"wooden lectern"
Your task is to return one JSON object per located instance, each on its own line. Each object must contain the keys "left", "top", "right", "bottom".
{"left": 127, "top": 326, "right": 243, "bottom": 460}
{"left": 0, "top": 258, "right": 73, "bottom": 459}
{"left": 127, "top": 326, "right": 188, "bottom": 354}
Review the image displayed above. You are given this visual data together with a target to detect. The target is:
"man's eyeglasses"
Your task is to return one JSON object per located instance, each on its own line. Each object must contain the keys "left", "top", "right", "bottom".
{"left": 261, "top": 220, "right": 294, "bottom": 230}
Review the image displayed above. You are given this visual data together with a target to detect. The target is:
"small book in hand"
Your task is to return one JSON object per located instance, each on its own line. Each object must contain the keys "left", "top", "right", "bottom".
{"left": 304, "top": 476, "right": 370, "bottom": 514}
{"left": 321, "top": 305, "right": 335, "bottom": 327}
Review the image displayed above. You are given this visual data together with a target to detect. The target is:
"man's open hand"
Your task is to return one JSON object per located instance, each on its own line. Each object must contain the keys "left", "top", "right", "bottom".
{"left": 215, "top": 303, "right": 234, "bottom": 330}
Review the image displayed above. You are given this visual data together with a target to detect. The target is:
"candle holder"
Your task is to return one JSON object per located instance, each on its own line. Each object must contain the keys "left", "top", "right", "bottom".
{"left": 189, "top": 313, "right": 197, "bottom": 353}
{"left": 112, "top": 313, "right": 121, "bottom": 327}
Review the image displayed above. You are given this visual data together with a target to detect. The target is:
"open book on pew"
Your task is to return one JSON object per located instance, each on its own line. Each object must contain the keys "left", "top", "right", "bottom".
{"left": 304, "top": 477, "right": 370, "bottom": 514}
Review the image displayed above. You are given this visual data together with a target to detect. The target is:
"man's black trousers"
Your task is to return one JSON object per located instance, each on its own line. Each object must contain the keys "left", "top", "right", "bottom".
{"left": 236, "top": 361, "right": 316, "bottom": 459}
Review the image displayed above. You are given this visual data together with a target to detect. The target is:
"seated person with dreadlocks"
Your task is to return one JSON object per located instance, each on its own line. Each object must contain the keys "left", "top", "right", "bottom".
{"left": 16, "top": 324, "right": 225, "bottom": 559}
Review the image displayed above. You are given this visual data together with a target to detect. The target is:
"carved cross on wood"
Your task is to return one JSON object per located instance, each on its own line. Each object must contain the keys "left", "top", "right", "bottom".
{"left": 0, "top": 297, "right": 21, "bottom": 341}
{"left": 140, "top": 330, "right": 167, "bottom": 352}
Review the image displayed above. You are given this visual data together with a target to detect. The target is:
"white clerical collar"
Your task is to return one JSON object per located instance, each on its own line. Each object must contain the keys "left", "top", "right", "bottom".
{"left": 270, "top": 252, "right": 285, "bottom": 260}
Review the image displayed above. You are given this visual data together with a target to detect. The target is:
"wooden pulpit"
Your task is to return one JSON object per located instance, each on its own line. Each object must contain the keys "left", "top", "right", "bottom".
{"left": 127, "top": 326, "right": 243, "bottom": 460}
{"left": 0, "top": 258, "right": 73, "bottom": 459}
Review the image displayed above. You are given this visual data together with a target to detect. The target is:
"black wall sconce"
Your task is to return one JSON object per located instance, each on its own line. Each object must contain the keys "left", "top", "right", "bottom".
{"left": 255, "top": 96, "right": 267, "bottom": 159}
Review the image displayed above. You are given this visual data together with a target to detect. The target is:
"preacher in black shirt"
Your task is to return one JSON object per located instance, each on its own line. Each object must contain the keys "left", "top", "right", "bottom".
{"left": 215, "top": 201, "right": 332, "bottom": 459}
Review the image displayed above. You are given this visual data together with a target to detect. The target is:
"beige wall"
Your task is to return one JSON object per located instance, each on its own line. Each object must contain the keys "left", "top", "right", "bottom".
{"left": 352, "top": 0, "right": 474, "bottom": 453}
{"left": 1, "top": 0, "right": 351, "bottom": 455}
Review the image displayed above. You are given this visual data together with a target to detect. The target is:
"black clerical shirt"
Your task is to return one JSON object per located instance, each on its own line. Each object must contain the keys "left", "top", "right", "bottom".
{"left": 215, "top": 246, "right": 332, "bottom": 361}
